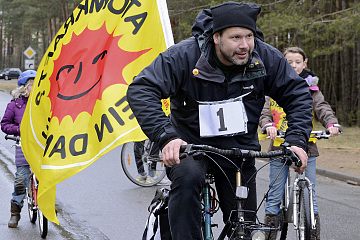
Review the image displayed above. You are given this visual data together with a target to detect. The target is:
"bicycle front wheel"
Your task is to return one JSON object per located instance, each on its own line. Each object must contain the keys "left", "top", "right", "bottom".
{"left": 38, "top": 208, "right": 48, "bottom": 238}
{"left": 27, "top": 174, "right": 37, "bottom": 223}
{"left": 280, "top": 175, "right": 292, "bottom": 240}
{"left": 296, "top": 183, "right": 311, "bottom": 240}
{"left": 279, "top": 201, "right": 288, "bottom": 240}
{"left": 121, "top": 140, "right": 166, "bottom": 187}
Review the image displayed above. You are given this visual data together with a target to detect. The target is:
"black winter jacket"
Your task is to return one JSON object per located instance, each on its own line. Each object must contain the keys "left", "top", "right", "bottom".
{"left": 127, "top": 9, "right": 313, "bottom": 156}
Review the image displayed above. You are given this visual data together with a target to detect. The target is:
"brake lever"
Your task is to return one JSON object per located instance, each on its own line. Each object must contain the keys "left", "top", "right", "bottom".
{"left": 281, "top": 145, "right": 302, "bottom": 167}
{"left": 287, "top": 149, "right": 302, "bottom": 167}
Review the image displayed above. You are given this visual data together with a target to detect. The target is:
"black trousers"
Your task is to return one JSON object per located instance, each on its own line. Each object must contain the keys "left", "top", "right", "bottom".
{"left": 166, "top": 155, "right": 257, "bottom": 240}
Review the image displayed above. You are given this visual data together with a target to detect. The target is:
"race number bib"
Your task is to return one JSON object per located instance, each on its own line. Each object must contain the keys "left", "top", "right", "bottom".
{"left": 198, "top": 95, "right": 249, "bottom": 137}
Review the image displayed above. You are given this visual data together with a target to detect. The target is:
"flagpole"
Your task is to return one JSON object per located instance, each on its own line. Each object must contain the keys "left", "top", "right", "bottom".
{"left": 156, "top": 0, "right": 174, "bottom": 48}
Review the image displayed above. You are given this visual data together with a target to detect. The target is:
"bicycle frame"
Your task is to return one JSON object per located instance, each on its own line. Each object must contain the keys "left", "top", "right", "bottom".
{"left": 266, "top": 126, "right": 344, "bottom": 239}
{"left": 202, "top": 161, "right": 277, "bottom": 240}
{"left": 203, "top": 176, "right": 213, "bottom": 240}
{"left": 180, "top": 144, "right": 302, "bottom": 240}
{"left": 28, "top": 171, "right": 39, "bottom": 211}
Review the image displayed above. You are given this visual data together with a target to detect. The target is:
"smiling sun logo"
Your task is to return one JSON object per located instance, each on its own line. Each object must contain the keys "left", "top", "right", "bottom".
{"left": 48, "top": 23, "right": 149, "bottom": 123}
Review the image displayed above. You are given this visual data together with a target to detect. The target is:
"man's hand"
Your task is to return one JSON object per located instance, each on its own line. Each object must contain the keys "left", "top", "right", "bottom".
{"left": 290, "top": 145, "right": 308, "bottom": 174}
{"left": 265, "top": 126, "right": 278, "bottom": 140}
{"left": 162, "top": 139, "right": 187, "bottom": 167}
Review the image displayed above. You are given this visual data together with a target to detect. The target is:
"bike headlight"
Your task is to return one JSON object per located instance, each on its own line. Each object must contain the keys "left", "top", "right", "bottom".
{"left": 251, "top": 230, "right": 265, "bottom": 240}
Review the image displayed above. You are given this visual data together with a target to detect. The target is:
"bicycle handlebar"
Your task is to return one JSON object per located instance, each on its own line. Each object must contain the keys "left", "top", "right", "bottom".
{"left": 261, "top": 124, "right": 343, "bottom": 139}
{"left": 179, "top": 144, "right": 302, "bottom": 167}
{"left": 5, "top": 135, "right": 20, "bottom": 143}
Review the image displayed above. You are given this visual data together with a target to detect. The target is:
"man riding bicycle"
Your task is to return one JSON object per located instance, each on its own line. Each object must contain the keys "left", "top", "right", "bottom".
{"left": 127, "top": 2, "right": 313, "bottom": 239}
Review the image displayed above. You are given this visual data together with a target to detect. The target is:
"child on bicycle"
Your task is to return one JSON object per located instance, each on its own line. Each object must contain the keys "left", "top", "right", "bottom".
{"left": 259, "top": 46, "right": 341, "bottom": 240}
{"left": 1, "top": 70, "right": 37, "bottom": 228}
{"left": 134, "top": 141, "right": 171, "bottom": 185}
{"left": 134, "top": 140, "right": 159, "bottom": 182}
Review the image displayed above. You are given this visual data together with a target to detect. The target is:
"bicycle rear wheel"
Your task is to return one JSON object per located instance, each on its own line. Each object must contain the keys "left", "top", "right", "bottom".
{"left": 27, "top": 174, "right": 37, "bottom": 223}
{"left": 121, "top": 140, "right": 166, "bottom": 187}
{"left": 38, "top": 208, "right": 48, "bottom": 238}
{"left": 296, "top": 183, "right": 311, "bottom": 240}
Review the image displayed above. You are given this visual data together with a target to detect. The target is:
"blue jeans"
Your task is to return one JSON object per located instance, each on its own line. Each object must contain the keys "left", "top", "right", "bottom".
{"left": 265, "top": 156, "right": 318, "bottom": 215}
{"left": 12, "top": 165, "right": 30, "bottom": 208}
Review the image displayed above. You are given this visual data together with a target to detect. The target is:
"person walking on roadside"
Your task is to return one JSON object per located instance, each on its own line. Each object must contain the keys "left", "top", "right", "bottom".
{"left": 127, "top": 2, "right": 313, "bottom": 239}
{"left": 259, "top": 46, "right": 341, "bottom": 240}
{"left": 1, "top": 70, "right": 37, "bottom": 228}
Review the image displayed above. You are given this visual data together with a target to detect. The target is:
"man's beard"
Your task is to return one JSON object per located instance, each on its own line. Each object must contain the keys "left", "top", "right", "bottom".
{"left": 220, "top": 48, "right": 251, "bottom": 66}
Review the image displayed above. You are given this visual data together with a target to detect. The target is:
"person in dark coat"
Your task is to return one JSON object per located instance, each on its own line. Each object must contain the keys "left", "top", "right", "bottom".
{"left": 127, "top": 2, "right": 313, "bottom": 239}
{"left": 2, "top": 70, "right": 37, "bottom": 228}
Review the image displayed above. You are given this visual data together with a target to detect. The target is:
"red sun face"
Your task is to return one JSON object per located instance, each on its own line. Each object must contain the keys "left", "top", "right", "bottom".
{"left": 48, "top": 23, "right": 150, "bottom": 123}
{"left": 271, "top": 109, "right": 285, "bottom": 125}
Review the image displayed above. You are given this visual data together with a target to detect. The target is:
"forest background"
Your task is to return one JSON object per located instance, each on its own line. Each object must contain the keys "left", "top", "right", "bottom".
{"left": 0, "top": 0, "right": 359, "bottom": 126}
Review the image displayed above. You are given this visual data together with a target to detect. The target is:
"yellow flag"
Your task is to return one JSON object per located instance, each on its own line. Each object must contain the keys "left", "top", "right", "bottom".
{"left": 20, "top": 0, "right": 173, "bottom": 224}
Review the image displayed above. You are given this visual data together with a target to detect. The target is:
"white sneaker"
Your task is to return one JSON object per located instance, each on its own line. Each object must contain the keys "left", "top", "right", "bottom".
{"left": 146, "top": 174, "right": 158, "bottom": 184}
{"left": 136, "top": 173, "right": 147, "bottom": 182}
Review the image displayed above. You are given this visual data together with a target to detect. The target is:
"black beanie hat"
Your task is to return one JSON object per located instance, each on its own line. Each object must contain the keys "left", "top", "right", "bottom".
{"left": 211, "top": 1, "right": 261, "bottom": 34}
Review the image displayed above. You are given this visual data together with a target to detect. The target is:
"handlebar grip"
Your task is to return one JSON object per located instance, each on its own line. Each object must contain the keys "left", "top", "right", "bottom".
{"left": 179, "top": 145, "right": 186, "bottom": 153}
{"left": 179, "top": 145, "right": 191, "bottom": 159}
{"left": 333, "top": 124, "right": 344, "bottom": 134}
{"left": 261, "top": 124, "right": 278, "bottom": 134}
{"left": 325, "top": 124, "right": 344, "bottom": 135}
{"left": 261, "top": 127, "right": 266, "bottom": 134}
{"left": 5, "top": 135, "right": 20, "bottom": 142}
{"left": 284, "top": 148, "right": 302, "bottom": 167}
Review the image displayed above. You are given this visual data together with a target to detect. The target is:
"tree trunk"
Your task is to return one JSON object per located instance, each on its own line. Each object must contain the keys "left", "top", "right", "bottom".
{"left": 48, "top": 18, "right": 53, "bottom": 45}
{"left": 340, "top": 46, "right": 351, "bottom": 125}
{"left": 332, "top": 51, "right": 339, "bottom": 119}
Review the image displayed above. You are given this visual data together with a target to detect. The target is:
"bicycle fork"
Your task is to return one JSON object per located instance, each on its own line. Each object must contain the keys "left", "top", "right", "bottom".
{"left": 292, "top": 174, "right": 316, "bottom": 230}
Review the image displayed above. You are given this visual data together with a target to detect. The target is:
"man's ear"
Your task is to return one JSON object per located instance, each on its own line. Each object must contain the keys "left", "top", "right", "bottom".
{"left": 213, "top": 32, "right": 220, "bottom": 45}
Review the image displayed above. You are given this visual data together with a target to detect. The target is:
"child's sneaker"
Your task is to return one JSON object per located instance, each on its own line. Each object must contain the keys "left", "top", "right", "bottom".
{"left": 146, "top": 173, "right": 158, "bottom": 183}
{"left": 136, "top": 173, "right": 147, "bottom": 182}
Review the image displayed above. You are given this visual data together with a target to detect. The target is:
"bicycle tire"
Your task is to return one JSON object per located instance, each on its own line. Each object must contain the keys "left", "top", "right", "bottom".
{"left": 121, "top": 140, "right": 166, "bottom": 187}
{"left": 38, "top": 208, "right": 48, "bottom": 238}
{"left": 279, "top": 201, "right": 288, "bottom": 240}
{"left": 297, "top": 183, "right": 311, "bottom": 240}
{"left": 27, "top": 175, "right": 37, "bottom": 223}
{"left": 280, "top": 174, "right": 291, "bottom": 240}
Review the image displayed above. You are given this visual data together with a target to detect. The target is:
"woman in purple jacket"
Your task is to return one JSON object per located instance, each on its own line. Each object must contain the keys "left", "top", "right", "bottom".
{"left": 1, "top": 70, "right": 36, "bottom": 228}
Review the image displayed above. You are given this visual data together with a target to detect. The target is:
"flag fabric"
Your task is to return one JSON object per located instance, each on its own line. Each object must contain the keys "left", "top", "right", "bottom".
{"left": 21, "top": 0, "right": 173, "bottom": 224}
